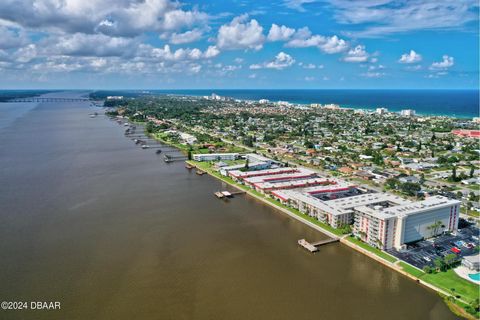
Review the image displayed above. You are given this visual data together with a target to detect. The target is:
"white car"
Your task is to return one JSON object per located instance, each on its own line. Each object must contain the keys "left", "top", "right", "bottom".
{"left": 423, "top": 256, "right": 431, "bottom": 262}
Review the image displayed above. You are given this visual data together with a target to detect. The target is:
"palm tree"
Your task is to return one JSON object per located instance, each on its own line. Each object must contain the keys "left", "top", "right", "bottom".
{"left": 427, "top": 220, "right": 443, "bottom": 237}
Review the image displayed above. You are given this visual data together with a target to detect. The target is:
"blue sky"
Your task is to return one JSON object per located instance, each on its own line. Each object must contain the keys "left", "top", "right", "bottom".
{"left": 0, "top": 0, "right": 478, "bottom": 89}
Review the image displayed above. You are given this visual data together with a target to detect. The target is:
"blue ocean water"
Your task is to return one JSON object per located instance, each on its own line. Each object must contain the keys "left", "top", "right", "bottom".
{"left": 151, "top": 89, "right": 479, "bottom": 119}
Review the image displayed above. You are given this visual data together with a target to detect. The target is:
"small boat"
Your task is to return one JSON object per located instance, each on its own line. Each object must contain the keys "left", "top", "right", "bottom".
{"left": 196, "top": 170, "right": 205, "bottom": 175}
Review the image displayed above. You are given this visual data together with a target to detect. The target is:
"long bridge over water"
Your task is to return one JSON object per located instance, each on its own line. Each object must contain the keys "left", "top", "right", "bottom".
{"left": 9, "top": 97, "right": 90, "bottom": 103}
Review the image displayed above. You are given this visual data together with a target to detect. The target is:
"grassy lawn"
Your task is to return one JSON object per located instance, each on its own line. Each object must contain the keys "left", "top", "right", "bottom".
{"left": 398, "top": 261, "right": 424, "bottom": 277}
{"left": 462, "top": 208, "right": 480, "bottom": 218}
{"left": 345, "top": 236, "right": 398, "bottom": 263}
{"left": 466, "top": 185, "right": 480, "bottom": 191}
{"left": 421, "top": 269, "right": 479, "bottom": 303}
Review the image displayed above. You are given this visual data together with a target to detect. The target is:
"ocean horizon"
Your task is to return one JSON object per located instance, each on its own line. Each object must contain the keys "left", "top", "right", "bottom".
{"left": 1, "top": 89, "right": 478, "bottom": 119}
{"left": 149, "top": 89, "right": 479, "bottom": 119}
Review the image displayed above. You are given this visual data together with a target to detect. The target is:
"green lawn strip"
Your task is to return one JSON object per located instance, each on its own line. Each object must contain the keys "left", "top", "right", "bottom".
{"left": 150, "top": 133, "right": 189, "bottom": 152}
{"left": 420, "top": 269, "right": 480, "bottom": 303}
{"left": 345, "top": 237, "right": 398, "bottom": 263}
{"left": 398, "top": 261, "right": 424, "bottom": 277}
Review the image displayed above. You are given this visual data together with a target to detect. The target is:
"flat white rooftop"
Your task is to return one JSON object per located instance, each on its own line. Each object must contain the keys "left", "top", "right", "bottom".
{"left": 273, "top": 190, "right": 351, "bottom": 216}
{"left": 245, "top": 153, "right": 273, "bottom": 162}
{"left": 382, "top": 196, "right": 461, "bottom": 218}
{"left": 326, "top": 193, "right": 411, "bottom": 210}
{"left": 254, "top": 177, "right": 335, "bottom": 191}
{"left": 229, "top": 167, "right": 297, "bottom": 179}
{"left": 244, "top": 168, "right": 316, "bottom": 184}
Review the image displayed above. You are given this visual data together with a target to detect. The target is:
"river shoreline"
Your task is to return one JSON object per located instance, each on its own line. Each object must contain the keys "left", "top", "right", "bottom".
{"left": 184, "top": 159, "right": 476, "bottom": 319}
{"left": 121, "top": 115, "right": 477, "bottom": 319}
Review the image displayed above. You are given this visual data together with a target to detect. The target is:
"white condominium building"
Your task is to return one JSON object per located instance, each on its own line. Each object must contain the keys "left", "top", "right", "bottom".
{"left": 193, "top": 153, "right": 238, "bottom": 161}
{"left": 400, "top": 109, "right": 416, "bottom": 117}
{"left": 353, "top": 195, "right": 460, "bottom": 250}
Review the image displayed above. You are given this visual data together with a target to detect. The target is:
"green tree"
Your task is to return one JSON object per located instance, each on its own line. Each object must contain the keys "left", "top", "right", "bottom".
{"left": 386, "top": 178, "right": 398, "bottom": 189}
{"left": 434, "top": 258, "right": 446, "bottom": 272}
{"left": 423, "top": 266, "right": 432, "bottom": 273}
{"left": 451, "top": 166, "right": 457, "bottom": 181}
{"left": 400, "top": 182, "right": 421, "bottom": 196}
{"left": 444, "top": 253, "right": 457, "bottom": 269}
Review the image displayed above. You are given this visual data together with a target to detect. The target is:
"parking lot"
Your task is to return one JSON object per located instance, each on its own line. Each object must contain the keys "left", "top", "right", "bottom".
{"left": 387, "top": 223, "right": 480, "bottom": 270}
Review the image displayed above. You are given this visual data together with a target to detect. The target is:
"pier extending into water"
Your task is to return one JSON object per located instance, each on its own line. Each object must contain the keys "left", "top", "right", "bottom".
{"left": 298, "top": 237, "right": 339, "bottom": 253}
{"left": 214, "top": 190, "right": 246, "bottom": 199}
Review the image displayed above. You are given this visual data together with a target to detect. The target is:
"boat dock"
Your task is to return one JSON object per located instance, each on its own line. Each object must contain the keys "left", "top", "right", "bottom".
{"left": 214, "top": 190, "right": 246, "bottom": 199}
{"left": 298, "top": 237, "right": 339, "bottom": 253}
{"left": 298, "top": 239, "right": 318, "bottom": 253}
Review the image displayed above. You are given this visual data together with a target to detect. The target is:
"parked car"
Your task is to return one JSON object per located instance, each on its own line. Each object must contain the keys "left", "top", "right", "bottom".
{"left": 451, "top": 247, "right": 461, "bottom": 254}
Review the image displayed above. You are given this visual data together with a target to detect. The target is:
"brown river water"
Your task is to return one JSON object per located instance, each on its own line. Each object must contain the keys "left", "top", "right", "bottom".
{"left": 0, "top": 92, "right": 460, "bottom": 319}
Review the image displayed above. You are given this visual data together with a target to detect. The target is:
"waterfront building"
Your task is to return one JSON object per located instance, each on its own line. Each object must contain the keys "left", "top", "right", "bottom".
{"left": 323, "top": 104, "right": 340, "bottom": 110}
{"left": 229, "top": 167, "right": 298, "bottom": 181}
{"left": 353, "top": 195, "right": 460, "bottom": 250}
{"left": 195, "top": 150, "right": 462, "bottom": 251}
{"left": 451, "top": 129, "right": 480, "bottom": 138}
{"left": 242, "top": 168, "right": 317, "bottom": 188}
{"left": 219, "top": 161, "right": 271, "bottom": 176}
{"left": 244, "top": 153, "right": 276, "bottom": 166}
{"left": 400, "top": 109, "right": 416, "bottom": 117}
{"left": 376, "top": 107, "right": 388, "bottom": 115}
{"left": 193, "top": 153, "right": 238, "bottom": 161}
{"left": 252, "top": 177, "right": 341, "bottom": 194}
{"left": 106, "top": 95, "right": 123, "bottom": 100}
{"left": 462, "top": 254, "right": 480, "bottom": 271}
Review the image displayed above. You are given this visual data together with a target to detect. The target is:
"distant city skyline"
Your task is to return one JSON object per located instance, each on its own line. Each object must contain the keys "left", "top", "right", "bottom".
{"left": 0, "top": 0, "right": 478, "bottom": 89}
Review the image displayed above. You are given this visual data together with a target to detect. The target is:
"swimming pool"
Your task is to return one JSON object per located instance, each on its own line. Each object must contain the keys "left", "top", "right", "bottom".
{"left": 468, "top": 273, "right": 480, "bottom": 281}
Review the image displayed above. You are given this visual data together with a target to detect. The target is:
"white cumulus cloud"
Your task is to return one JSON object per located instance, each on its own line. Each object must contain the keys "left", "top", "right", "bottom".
{"left": 343, "top": 45, "right": 369, "bottom": 62}
{"left": 168, "top": 29, "right": 204, "bottom": 44}
{"left": 217, "top": 15, "right": 265, "bottom": 51}
{"left": 286, "top": 28, "right": 348, "bottom": 54}
{"left": 399, "top": 50, "right": 422, "bottom": 63}
{"left": 250, "top": 52, "right": 295, "bottom": 70}
{"left": 430, "top": 55, "right": 454, "bottom": 69}
{"left": 267, "top": 24, "right": 295, "bottom": 41}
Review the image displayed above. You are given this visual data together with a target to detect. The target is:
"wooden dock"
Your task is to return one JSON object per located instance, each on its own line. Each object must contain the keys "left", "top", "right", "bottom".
{"left": 298, "top": 239, "right": 318, "bottom": 253}
{"left": 311, "top": 238, "right": 339, "bottom": 246}
{"left": 298, "top": 237, "right": 339, "bottom": 253}
{"left": 213, "top": 190, "right": 246, "bottom": 199}
{"left": 229, "top": 190, "right": 246, "bottom": 195}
